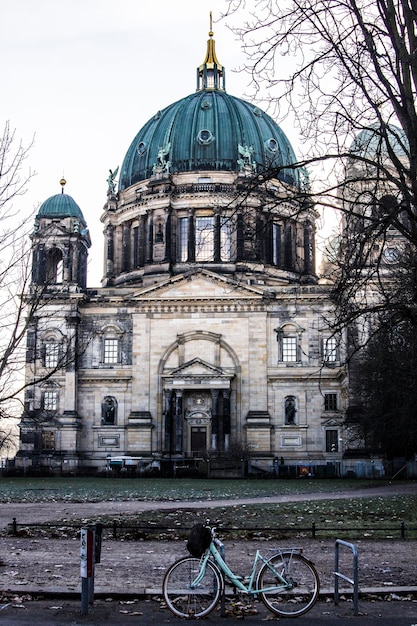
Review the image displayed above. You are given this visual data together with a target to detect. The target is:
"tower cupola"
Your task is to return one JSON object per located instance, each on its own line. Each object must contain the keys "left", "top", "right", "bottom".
{"left": 31, "top": 180, "right": 91, "bottom": 291}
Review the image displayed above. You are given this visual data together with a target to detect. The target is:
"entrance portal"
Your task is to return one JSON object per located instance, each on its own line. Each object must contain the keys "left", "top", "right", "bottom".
{"left": 191, "top": 426, "right": 206, "bottom": 455}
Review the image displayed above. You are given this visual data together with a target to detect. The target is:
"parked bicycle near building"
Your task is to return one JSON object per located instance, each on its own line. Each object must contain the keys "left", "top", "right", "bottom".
{"left": 163, "top": 522, "right": 320, "bottom": 619}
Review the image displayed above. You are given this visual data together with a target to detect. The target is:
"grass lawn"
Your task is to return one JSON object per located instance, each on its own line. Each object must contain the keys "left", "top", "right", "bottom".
{"left": 0, "top": 476, "right": 394, "bottom": 503}
{"left": 1, "top": 477, "right": 416, "bottom": 539}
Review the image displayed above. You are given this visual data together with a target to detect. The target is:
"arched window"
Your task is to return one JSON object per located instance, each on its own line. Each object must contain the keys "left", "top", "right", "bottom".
{"left": 102, "top": 396, "right": 117, "bottom": 425}
{"left": 42, "top": 389, "right": 59, "bottom": 412}
{"left": 46, "top": 248, "right": 64, "bottom": 284}
{"left": 43, "top": 340, "right": 60, "bottom": 368}
{"left": 275, "top": 323, "right": 304, "bottom": 363}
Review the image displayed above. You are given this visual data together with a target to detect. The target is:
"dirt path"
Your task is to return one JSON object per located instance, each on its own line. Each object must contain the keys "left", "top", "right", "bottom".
{"left": 1, "top": 481, "right": 415, "bottom": 530}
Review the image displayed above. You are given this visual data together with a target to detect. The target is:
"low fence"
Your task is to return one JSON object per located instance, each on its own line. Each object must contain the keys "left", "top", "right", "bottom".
{"left": 7, "top": 518, "right": 417, "bottom": 540}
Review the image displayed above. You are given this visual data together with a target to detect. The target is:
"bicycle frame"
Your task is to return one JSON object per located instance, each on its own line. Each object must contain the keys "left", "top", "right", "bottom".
{"left": 192, "top": 540, "right": 293, "bottom": 595}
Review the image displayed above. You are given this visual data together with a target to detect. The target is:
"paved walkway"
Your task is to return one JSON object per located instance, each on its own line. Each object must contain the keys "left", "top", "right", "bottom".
{"left": 2, "top": 481, "right": 416, "bottom": 530}
{"left": 1, "top": 596, "right": 417, "bottom": 625}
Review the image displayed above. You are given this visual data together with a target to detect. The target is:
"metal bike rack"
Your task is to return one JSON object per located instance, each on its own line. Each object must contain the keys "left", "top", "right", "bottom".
{"left": 334, "top": 539, "right": 358, "bottom": 615}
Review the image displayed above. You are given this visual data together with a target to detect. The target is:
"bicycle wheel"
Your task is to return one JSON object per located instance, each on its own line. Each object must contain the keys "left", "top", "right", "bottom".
{"left": 257, "top": 552, "right": 320, "bottom": 617}
{"left": 163, "top": 557, "right": 223, "bottom": 619}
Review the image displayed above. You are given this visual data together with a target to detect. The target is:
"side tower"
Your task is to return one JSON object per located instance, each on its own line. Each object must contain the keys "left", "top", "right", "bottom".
{"left": 338, "top": 124, "right": 410, "bottom": 475}
{"left": 17, "top": 180, "right": 91, "bottom": 473}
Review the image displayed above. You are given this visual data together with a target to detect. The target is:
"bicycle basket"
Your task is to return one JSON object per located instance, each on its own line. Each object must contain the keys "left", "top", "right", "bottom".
{"left": 187, "top": 524, "right": 212, "bottom": 558}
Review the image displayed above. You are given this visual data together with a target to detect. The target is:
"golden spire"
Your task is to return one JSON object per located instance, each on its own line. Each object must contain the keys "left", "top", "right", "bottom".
{"left": 197, "top": 12, "right": 225, "bottom": 91}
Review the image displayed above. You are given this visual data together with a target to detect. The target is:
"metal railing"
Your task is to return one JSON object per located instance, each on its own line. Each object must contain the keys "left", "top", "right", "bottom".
{"left": 6, "top": 518, "right": 417, "bottom": 540}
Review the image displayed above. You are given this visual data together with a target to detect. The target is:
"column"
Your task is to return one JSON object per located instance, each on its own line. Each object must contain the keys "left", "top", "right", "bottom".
{"left": 164, "top": 389, "right": 173, "bottom": 453}
{"left": 139, "top": 215, "right": 146, "bottom": 266}
{"left": 122, "top": 223, "right": 131, "bottom": 272}
{"left": 223, "top": 389, "right": 231, "bottom": 451}
{"left": 188, "top": 211, "right": 195, "bottom": 263}
{"left": 214, "top": 213, "right": 221, "bottom": 262}
{"left": 303, "top": 220, "right": 315, "bottom": 276}
{"left": 105, "top": 225, "right": 114, "bottom": 278}
{"left": 146, "top": 212, "right": 153, "bottom": 263}
{"left": 174, "top": 390, "right": 183, "bottom": 454}
{"left": 164, "top": 207, "right": 172, "bottom": 263}
{"left": 211, "top": 390, "right": 219, "bottom": 451}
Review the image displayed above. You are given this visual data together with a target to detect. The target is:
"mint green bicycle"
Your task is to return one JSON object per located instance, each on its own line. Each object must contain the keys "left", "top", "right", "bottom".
{"left": 163, "top": 523, "right": 320, "bottom": 619}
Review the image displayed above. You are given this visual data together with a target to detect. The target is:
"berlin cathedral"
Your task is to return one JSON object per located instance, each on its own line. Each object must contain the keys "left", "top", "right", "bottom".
{"left": 17, "top": 22, "right": 389, "bottom": 478}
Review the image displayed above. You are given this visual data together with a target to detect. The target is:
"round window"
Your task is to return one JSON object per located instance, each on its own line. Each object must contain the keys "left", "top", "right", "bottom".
{"left": 266, "top": 138, "right": 278, "bottom": 153}
{"left": 137, "top": 141, "right": 147, "bottom": 156}
{"left": 197, "top": 129, "right": 214, "bottom": 145}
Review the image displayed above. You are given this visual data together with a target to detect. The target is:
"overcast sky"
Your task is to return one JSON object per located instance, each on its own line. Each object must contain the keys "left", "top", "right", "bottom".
{"left": 1, "top": 0, "right": 305, "bottom": 286}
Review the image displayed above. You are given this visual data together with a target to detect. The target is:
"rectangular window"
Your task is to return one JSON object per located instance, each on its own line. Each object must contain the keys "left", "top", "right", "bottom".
{"left": 326, "top": 429, "right": 339, "bottom": 453}
{"left": 324, "top": 393, "right": 338, "bottom": 411}
{"left": 324, "top": 337, "right": 338, "bottom": 363}
{"left": 178, "top": 217, "right": 189, "bottom": 262}
{"left": 43, "top": 391, "right": 58, "bottom": 412}
{"left": 104, "top": 338, "right": 119, "bottom": 364}
{"left": 195, "top": 217, "right": 214, "bottom": 261}
{"left": 220, "top": 218, "right": 232, "bottom": 261}
{"left": 44, "top": 342, "right": 59, "bottom": 368}
{"left": 282, "top": 337, "right": 297, "bottom": 362}
{"left": 272, "top": 223, "right": 281, "bottom": 266}
{"left": 42, "top": 431, "right": 55, "bottom": 450}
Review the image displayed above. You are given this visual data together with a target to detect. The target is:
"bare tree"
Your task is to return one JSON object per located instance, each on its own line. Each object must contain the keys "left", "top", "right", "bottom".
{"left": 346, "top": 318, "right": 417, "bottom": 460}
{"left": 0, "top": 122, "right": 84, "bottom": 458}
{"left": 222, "top": 0, "right": 417, "bottom": 336}
{"left": 0, "top": 122, "right": 36, "bottom": 449}
{"left": 220, "top": 2, "right": 417, "bottom": 460}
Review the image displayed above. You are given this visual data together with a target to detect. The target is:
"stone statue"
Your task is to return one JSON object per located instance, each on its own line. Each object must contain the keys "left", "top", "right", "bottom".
{"left": 107, "top": 167, "right": 119, "bottom": 194}
{"left": 237, "top": 143, "right": 256, "bottom": 173}
{"left": 153, "top": 142, "right": 171, "bottom": 173}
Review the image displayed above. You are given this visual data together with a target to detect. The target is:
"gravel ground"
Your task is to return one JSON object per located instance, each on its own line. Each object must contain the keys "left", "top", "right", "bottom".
{"left": 1, "top": 483, "right": 416, "bottom": 598}
{"left": 0, "top": 535, "right": 416, "bottom": 596}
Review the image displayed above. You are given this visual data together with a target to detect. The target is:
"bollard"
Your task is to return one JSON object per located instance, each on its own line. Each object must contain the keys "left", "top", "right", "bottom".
{"left": 80, "top": 525, "right": 96, "bottom": 615}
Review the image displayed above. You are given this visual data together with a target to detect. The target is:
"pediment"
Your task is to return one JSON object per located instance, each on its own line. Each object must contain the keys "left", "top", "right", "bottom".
{"left": 322, "top": 418, "right": 341, "bottom": 427}
{"left": 170, "top": 357, "right": 224, "bottom": 377}
{"left": 131, "top": 269, "right": 264, "bottom": 301}
{"left": 40, "top": 223, "right": 71, "bottom": 237}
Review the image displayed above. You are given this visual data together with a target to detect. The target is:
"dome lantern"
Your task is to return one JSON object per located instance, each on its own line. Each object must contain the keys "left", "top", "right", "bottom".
{"left": 197, "top": 12, "right": 225, "bottom": 91}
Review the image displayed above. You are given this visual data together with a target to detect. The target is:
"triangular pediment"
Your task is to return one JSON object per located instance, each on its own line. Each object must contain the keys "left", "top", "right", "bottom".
{"left": 322, "top": 418, "right": 341, "bottom": 427}
{"left": 39, "top": 222, "right": 71, "bottom": 238}
{"left": 170, "top": 357, "right": 224, "bottom": 377}
{"left": 131, "top": 269, "right": 265, "bottom": 301}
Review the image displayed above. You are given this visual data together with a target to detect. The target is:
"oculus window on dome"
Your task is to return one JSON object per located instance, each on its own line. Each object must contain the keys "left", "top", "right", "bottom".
{"left": 137, "top": 142, "right": 147, "bottom": 157}
{"left": 197, "top": 129, "right": 214, "bottom": 145}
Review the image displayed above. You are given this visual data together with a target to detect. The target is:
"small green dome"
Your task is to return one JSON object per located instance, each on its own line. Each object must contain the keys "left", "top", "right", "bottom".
{"left": 350, "top": 123, "right": 409, "bottom": 159}
{"left": 37, "top": 192, "right": 86, "bottom": 225}
{"left": 120, "top": 90, "right": 300, "bottom": 190}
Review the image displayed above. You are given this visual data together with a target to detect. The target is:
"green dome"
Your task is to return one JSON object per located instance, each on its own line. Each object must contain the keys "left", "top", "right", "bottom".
{"left": 120, "top": 90, "right": 300, "bottom": 189}
{"left": 37, "top": 192, "right": 86, "bottom": 225}
{"left": 350, "top": 123, "right": 409, "bottom": 159}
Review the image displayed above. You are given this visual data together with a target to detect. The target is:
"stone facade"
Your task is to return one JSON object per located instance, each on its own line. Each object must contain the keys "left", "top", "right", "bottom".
{"left": 17, "top": 29, "right": 349, "bottom": 476}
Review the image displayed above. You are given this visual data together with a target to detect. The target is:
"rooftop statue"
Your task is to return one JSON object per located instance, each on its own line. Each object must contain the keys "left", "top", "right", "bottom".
{"left": 107, "top": 167, "right": 119, "bottom": 194}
